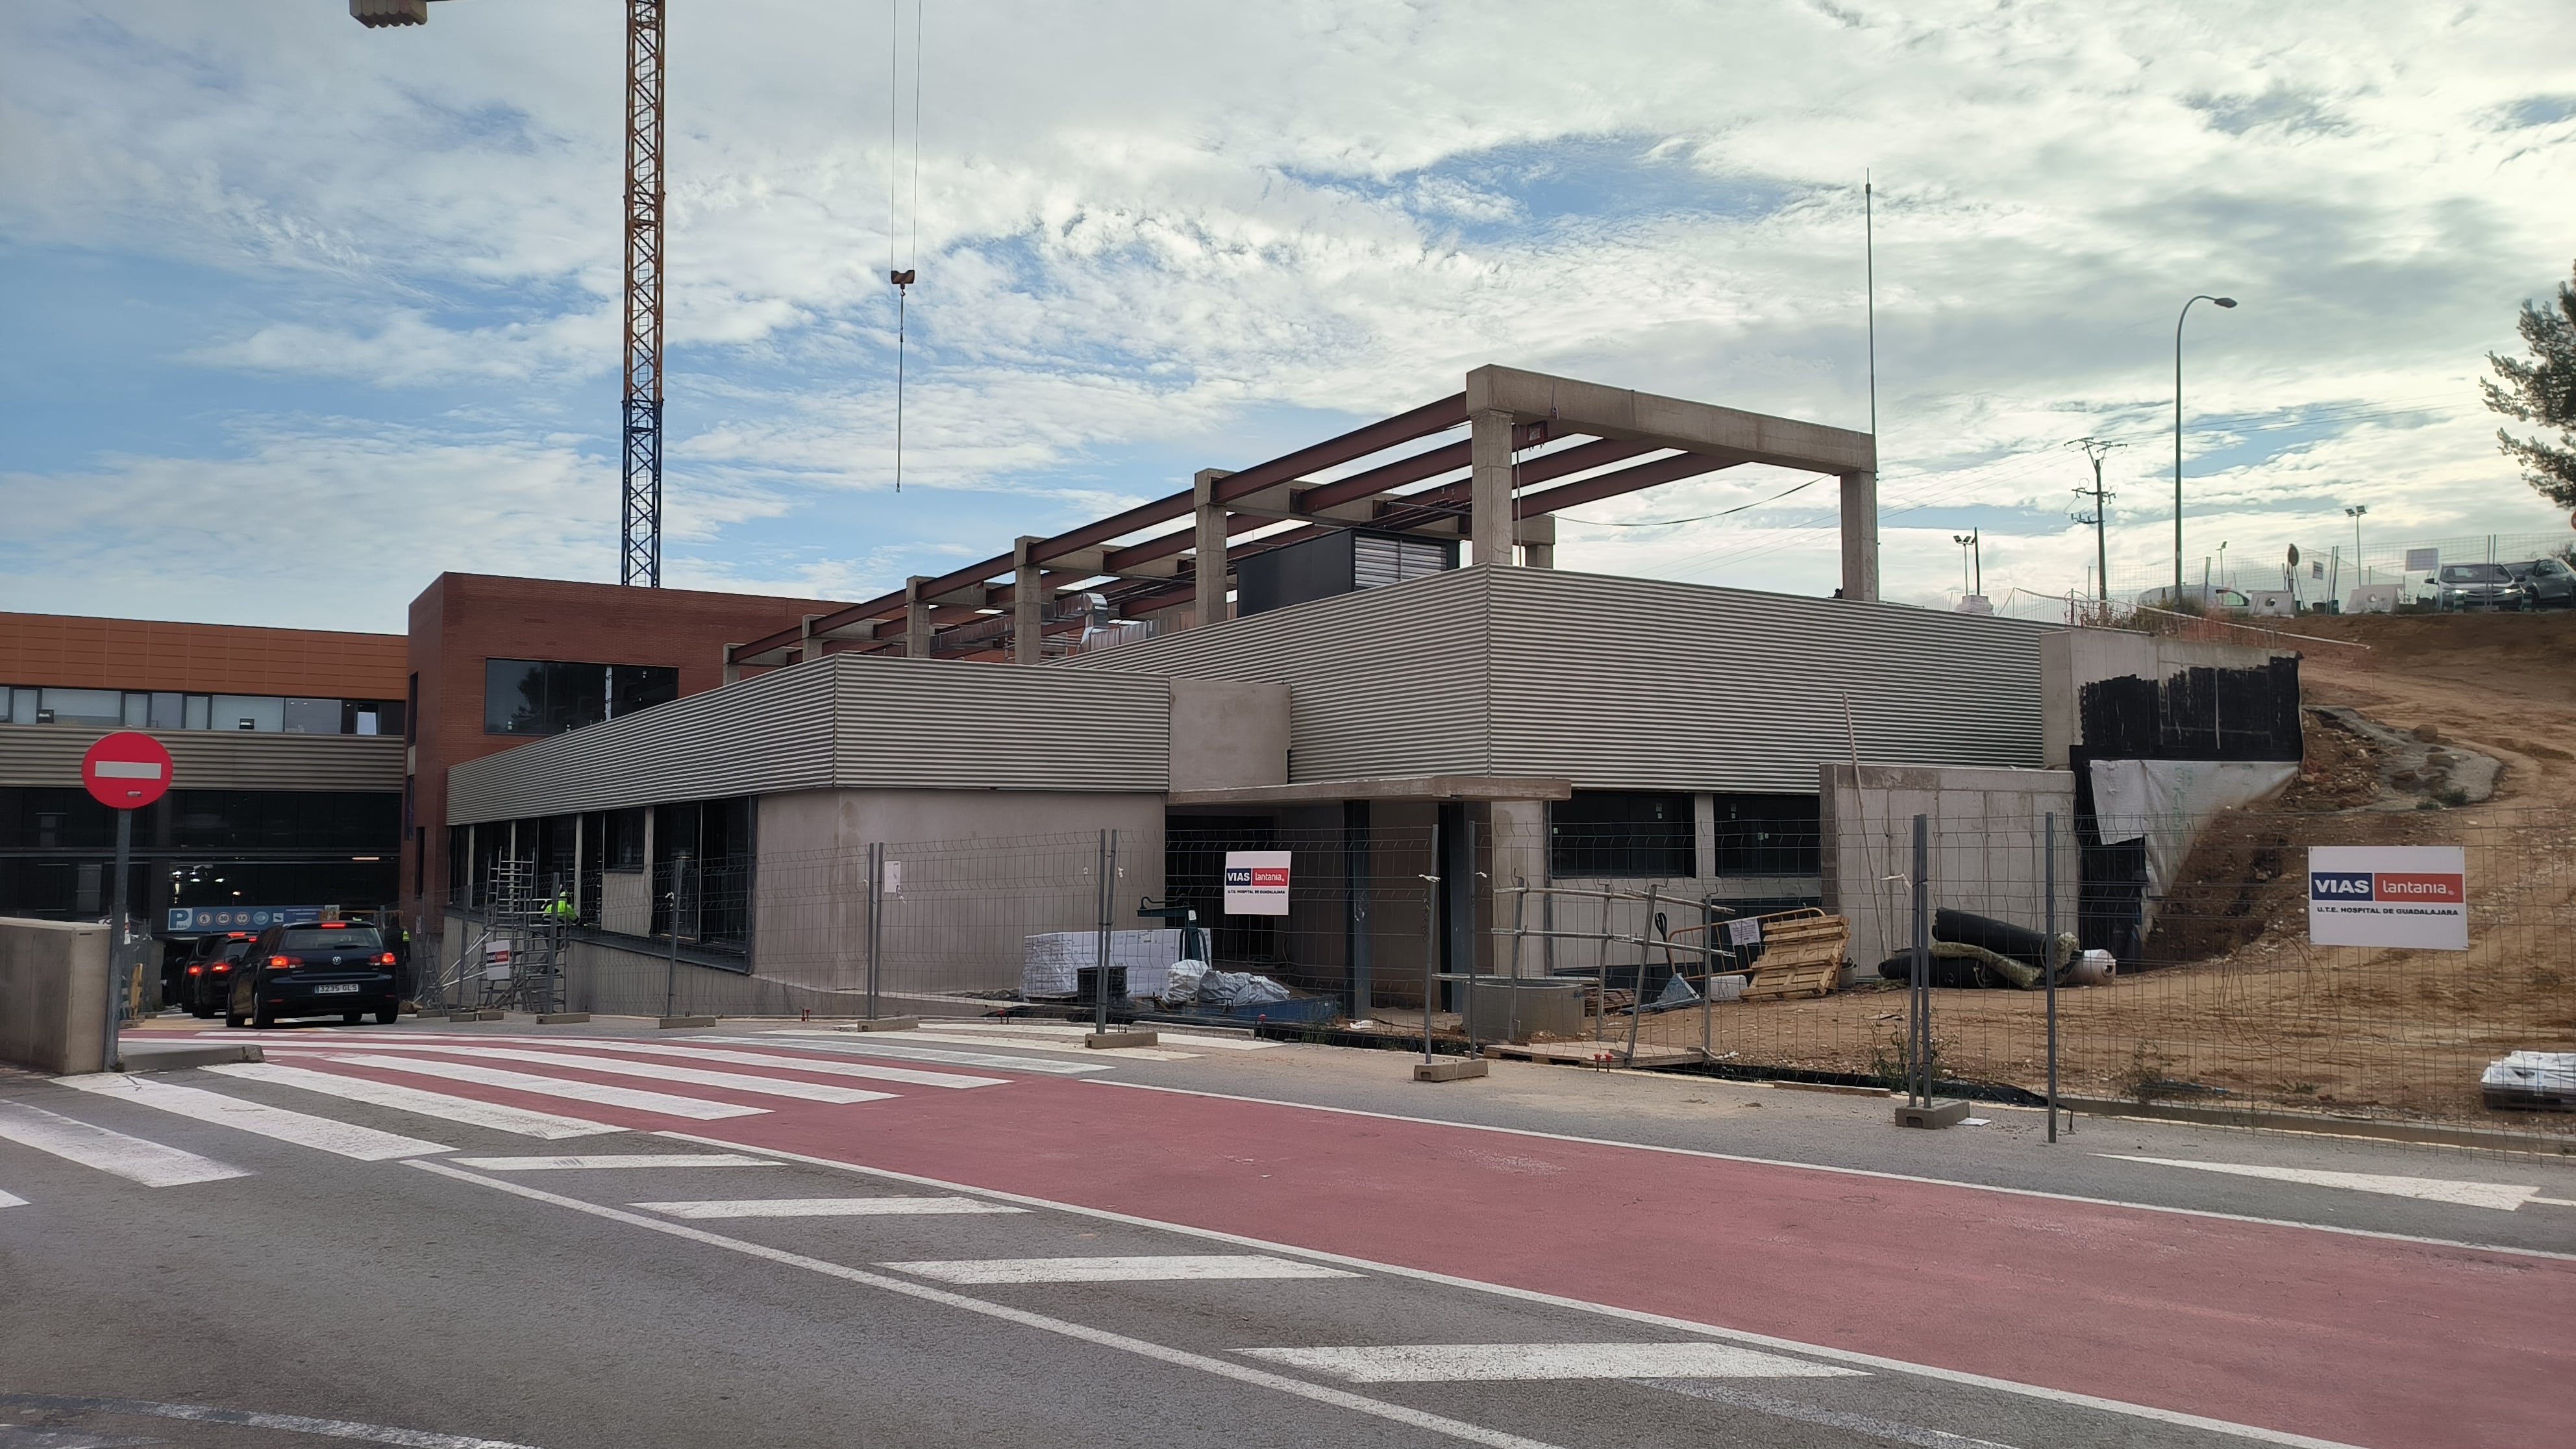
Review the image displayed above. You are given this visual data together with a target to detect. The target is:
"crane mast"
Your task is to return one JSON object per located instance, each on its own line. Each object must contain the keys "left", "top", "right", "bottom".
{"left": 621, "top": 1, "right": 666, "bottom": 587}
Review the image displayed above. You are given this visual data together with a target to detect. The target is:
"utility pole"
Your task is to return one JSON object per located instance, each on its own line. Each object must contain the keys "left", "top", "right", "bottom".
{"left": 2069, "top": 438, "right": 2123, "bottom": 602}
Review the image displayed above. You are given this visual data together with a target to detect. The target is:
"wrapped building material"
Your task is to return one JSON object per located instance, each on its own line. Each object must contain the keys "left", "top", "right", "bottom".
{"left": 1022, "top": 928, "right": 1182, "bottom": 999}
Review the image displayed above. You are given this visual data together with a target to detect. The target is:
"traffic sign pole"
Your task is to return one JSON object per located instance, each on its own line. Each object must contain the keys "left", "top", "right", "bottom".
{"left": 105, "top": 806, "right": 131, "bottom": 1072}
{"left": 81, "top": 732, "right": 175, "bottom": 1075}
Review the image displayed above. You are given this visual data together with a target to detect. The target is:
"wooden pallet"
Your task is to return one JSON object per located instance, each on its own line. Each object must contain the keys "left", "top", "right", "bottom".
{"left": 1740, "top": 909, "right": 1849, "bottom": 1000}
{"left": 1479, "top": 1041, "right": 1706, "bottom": 1070}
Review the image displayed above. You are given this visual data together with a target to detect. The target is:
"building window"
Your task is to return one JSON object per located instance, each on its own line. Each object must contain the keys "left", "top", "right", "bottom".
{"left": 484, "top": 659, "right": 679, "bottom": 736}
{"left": 1711, "top": 794, "right": 1821, "bottom": 876}
{"left": 1549, "top": 792, "right": 1696, "bottom": 878}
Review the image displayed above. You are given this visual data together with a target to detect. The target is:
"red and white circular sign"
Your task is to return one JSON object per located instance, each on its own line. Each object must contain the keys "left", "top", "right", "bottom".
{"left": 82, "top": 731, "right": 175, "bottom": 810}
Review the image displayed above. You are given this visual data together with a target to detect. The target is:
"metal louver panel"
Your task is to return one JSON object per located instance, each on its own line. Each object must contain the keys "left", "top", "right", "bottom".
{"left": 1351, "top": 535, "right": 1450, "bottom": 591}
{"left": 448, "top": 652, "right": 1173, "bottom": 824}
{"left": 0, "top": 726, "right": 402, "bottom": 793}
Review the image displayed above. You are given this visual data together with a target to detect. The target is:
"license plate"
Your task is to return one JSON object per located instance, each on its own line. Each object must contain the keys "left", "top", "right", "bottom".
{"left": 315, "top": 982, "right": 360, "bottom": 995}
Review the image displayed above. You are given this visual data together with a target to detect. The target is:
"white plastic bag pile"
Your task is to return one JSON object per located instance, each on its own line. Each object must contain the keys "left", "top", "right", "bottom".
{"left": 2481, "top": 1050, "right": 2576, "bottom": 1109}
{"left": 1020, "top": 929, "right": 1182, "bottom": 999}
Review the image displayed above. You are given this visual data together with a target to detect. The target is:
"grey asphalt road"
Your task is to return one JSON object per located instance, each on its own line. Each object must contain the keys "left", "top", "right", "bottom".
{"left": 4, "top": 1017, "right": 2570, "bottom": 1449}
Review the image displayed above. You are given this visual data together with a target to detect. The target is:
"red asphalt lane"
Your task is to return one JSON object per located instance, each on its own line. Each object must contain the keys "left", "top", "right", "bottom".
{"left": 258, "top": 1040, "right": 2575, "bottom": 1448}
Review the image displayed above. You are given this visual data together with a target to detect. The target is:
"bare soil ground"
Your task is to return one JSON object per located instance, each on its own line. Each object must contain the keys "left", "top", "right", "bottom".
{"left": 1620, "top": 613, "right": 2576, "bottom": 1135}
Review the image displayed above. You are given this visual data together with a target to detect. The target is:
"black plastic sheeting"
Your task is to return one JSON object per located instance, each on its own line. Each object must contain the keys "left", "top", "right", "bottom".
{"left": 2075, "top": 657, "right": 2302, "bottom": 762}
{"left": 1931, "top": 908, "right": 2051, "bottom": 971}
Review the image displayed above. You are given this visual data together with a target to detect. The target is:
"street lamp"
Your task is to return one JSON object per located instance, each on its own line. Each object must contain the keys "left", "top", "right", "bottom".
{"left": 2345, "top": 504, "right": 2369, "bottom": 586}
{"left": 1951, "top": 530, "right": 1981, "bottom": 597}
{"left": 2175, "top": 294, "right": 2239, "bottom": 602}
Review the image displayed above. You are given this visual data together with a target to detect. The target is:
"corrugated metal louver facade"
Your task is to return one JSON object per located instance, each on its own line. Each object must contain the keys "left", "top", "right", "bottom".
{"left": 1061, "top": 564, "right": 2050, "bottom": 793}
{"left": 448, "top": 652, "right": 1172, "bottom": 824}
{"left": 0, "top": 726, "right": 403, "bottom": 793}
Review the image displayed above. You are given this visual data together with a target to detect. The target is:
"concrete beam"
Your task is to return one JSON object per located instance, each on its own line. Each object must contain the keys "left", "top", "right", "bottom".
{"left": 1470, "top": 408, "right": 1517, "bottom": 565}
{"left": 1465, "top": 364, "right": 1874, "bottom": 475}
{"left": 903, "top": 577, "right": 932, "bottom": 659}
{"left": 1012, "top": 536, "right": 1044, "bottom": 666}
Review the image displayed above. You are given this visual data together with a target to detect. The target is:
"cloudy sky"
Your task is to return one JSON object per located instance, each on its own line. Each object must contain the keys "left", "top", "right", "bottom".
{"left": 5, "top": 0, "right": 2573, "bottom": 630}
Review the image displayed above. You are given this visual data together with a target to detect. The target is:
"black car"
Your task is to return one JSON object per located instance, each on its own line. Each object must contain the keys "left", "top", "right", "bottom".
{"left": 226, "top": 921, "right": 401, "bottom": 1028}
{"left": 2433, "top": 563, "right": 2533, "bottom": 612}
{"left": 2506, "top": 556, "right": 2576, "bottom": 609}
{"left": 182, "top": 933, "right": 258, "bottom": 1018}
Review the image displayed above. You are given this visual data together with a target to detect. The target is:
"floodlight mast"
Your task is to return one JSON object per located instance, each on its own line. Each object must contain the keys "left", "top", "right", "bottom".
{"left": 353, "top": 0, "right": 667, "bottom": 588}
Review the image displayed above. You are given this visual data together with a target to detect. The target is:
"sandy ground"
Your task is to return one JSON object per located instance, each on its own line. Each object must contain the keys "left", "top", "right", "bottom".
{"left": 1609, "top": 613, "right": 2576, "bottom": 1134}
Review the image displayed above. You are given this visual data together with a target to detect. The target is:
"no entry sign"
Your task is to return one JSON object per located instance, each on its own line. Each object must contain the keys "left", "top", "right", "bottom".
{"left": 82, "top": 731, "right": 175, "bottom": 810}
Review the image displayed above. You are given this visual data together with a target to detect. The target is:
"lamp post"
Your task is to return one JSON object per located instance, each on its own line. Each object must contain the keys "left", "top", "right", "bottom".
{"left": 2174, "top": 294, "right": 2238, "bottom": 602}
{"left": 1951, "top": 530, "right": 1981, "bottom": 598}
{"left": 2344, "top": 504, "right": 2368, "bottom": 584}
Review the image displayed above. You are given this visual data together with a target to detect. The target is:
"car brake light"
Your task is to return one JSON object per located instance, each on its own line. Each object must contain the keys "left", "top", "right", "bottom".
{"left": 187, "top": 965, "right": 203, "bottom": 975}
{"left": 377, "top": 952, "right": 397, "bottom": 966}
{"left": 269, "top": 955, "right": 293, "bottom": 969}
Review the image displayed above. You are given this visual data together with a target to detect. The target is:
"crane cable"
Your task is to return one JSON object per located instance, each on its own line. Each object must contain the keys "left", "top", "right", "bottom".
{"left": 889, "top": 0, "right": 923, "bottom": 492}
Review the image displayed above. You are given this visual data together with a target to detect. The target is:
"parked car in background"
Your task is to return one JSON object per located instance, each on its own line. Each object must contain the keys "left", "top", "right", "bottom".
{"left": 2433, "top": 563, "right": 2534, "bottom": 611}
{"left": 225, "top": 920, "right": 399, "bottom": 1028}
{"left": 2505, "top": 557, "right": 2576, "bottom": 609}
{"left": 180, "top": 932, "right": 256, "bottom": 1018}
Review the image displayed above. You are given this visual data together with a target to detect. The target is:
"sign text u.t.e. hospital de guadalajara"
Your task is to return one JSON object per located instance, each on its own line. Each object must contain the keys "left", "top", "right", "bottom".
{"left": 2307, "top": 845, "right": 2468, "bottom": 951}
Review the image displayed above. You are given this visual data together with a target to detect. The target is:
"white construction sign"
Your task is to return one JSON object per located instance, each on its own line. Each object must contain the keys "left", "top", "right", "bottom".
{"left": 1222, "top": 850, "right": 1293, "bottom": 916}
{"left": 2307, "top": 845, "right": 2468, "bottom": 950}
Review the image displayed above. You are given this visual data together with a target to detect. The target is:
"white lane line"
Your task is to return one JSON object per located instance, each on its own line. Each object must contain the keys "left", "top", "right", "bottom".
{"left": 319, "top": 1054, "right": 766, "bottom": 1121}
{"left": 893, "top": 1031, "right": 1200, "bottom": 1061}
{"left": 1240, "top": 1343, "right": 1863, "bottom": 1383}
{"left": 633, "top": 1196, "right": 1026, "bottom": 1219}
{"left": 0, "top": 1100, "right": 249, "bottom": 1187}
{"left": 412, "top": 1160, "right": 1565, "bottom": 1449}
{"left": 332, "top": 1045, "right": 897, "bottom": 1106}
{"left": 1086, "top": 1080, "right": 2576, "bottom": 1264}
{"left": 0, "top": 1390, "right": 547, "bottom": 1449}
{"left": 748, "top": 1032, "right": 1114, "bottom": 1075}
{"left": 262, "top": 1035, "right": 1009, "bottom": 1089}
{"left": 946, "top": 1021, "right": 1278, "bottom": 1051}
{"left": 883, "top": 1254, "right": 1359, "bottom": 1284}
{"left": 205, "top": 1062, "right": 624, "bottom": 1141}
{"left": 452, "top": 1154, "right": 777, "bottom": 1171}
{"left": 0, "top": 1187, "right": 28, "bottom": 1207}
{"left": 1645, "top": 1381, "right": 2022, "bottom": 1449}
{"left": 54, "top": 1076, "right": 446, "bottom": 1161}
{"left": 2099, "top": 1155, "right": 2544, "bottom": 1211}
{"left": 660, "top": 1132, "right": 2381, "bottom": 1449}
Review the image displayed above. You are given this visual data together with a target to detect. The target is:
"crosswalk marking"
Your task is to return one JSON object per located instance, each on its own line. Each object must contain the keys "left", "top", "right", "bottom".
{"left": 1239, "top": 1343, "right": 1864, "bottom": 1383}
{"left": 252, "top": 1033, "right": 1010, "bottom": 1089}
{"left": 750, "top": 1032, "right": 1115, "bottom": 1076}
{"left": 881, "top": 1255, "right": 1360, "bottom": 1283}
{"left": 0, "top": 1100, "right": 249, "bottom": 1187}
{"left": 319, "top": 1054, "right": 767, "bottom": 1120}
{"left": 0, "top": 1187, "right": 28, "bottom": 1207}
{"left": 312, "top": 1045, "right": 898, "bottom": 1106}
{"left": 204, "top": 1062, "right": 624, "bottom": 1140}
{"left": 451, "top": 1154, "right": 778, "bottom": 1171}
{"left": 632, "top": 1196, "right": 1027, "bottom": 1219}
{"left": 2100, "top": 1155, "right": 2545, "bottom": 1211}
{"left": 53, "top": 1076, "right": 446, "bottom": 1162}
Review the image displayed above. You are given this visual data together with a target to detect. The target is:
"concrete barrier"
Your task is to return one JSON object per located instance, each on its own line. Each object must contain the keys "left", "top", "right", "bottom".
{"left": 1, "top": 917, "right": 110, "bottom": 1075}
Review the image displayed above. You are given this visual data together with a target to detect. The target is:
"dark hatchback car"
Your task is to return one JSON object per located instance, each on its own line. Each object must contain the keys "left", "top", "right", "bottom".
{"left": 226, "top": 921, "right": 401, "bottom": 1028}
{"left": 2433, "top": 563, "right": 2534, "bottom": 612}
{"left": 182, "top": 933, "right": 258, "bottom": 1018}
{"left": 2506, "top": 556, "right": 2576, "bottom": 608}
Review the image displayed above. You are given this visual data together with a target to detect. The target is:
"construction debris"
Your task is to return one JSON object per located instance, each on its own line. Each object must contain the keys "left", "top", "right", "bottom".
{"left": 2481, "top": 1052, "right": 2576, "bottom": 1112}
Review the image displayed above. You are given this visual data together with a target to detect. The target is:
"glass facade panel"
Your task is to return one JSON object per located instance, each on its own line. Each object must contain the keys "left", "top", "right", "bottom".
{"left": 183, "top": 695, "right": 210, "bottom": 730}
{"left": 1548, "top": 792, "right": 1696, "bottom": 878}
{"left": 486, "top": 660, "right": 549, "bottom": 735}
{"left": 42, "top": 689, "right": 122, "bottom": 726}
{"left": 212, "top": 695, "right": 286, "bottom": 732}
{"left": 123, "top": 692, "right": 150, "bottom": 727}
{"left": 610, "top": 664, "right": 680, "bottom": 719}
{"left": 149, "top": 693, "right": 186, "bottom": 730}
{"left": 1710, "top": 794, "right": 1822, "bottom": 876}
{"left": 281, "top": 698, "right": 343, "bottom": 734}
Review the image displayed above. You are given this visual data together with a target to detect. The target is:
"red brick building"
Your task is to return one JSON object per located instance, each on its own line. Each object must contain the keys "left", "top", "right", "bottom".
{"left": 401, "top": 574, "right": 849, "bottom": 932}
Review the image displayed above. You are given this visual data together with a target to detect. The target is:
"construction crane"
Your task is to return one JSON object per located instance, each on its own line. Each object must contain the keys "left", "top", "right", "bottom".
{"left": 352, "top": 0, "right": 668, "bottom": 588}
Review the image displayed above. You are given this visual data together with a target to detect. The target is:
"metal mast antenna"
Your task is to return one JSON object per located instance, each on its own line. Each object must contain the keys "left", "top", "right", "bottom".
{"left": 621, "top": 0, "right": 668, "bottom": 586}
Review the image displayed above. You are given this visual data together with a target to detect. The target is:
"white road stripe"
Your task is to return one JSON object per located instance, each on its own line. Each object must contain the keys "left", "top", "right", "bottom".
{"left": 882, "top": 1255, "right": 1358, "bottom": 1283}
{"left": 660, "top": 1132, "right": 2383, "bottom": 1449}
{"left": 54, "top": 1076, "right": 446, "bottom": 1162}
{"left": 320, "top": 1054, "right": 765, "bottom": 1120}
{"left": 0, "top": 1187, "right": 29, "bottom": 1207}
{"left": 205, "top": 1062, "right": 624, "bottom": 1140}
{"left": 945, "top": 1021, "right": 1278, "bottom": 1051}
{"left": 0, "top": 1100, "right": 249, "bottom": 1187}
{"left": 413, "top": 1161, "right": 1568, "bottom": 1449}
{"left": 747, "top": 1032, "right": 1114, "bottom": 1075}
{"left": 0, "top": 1390, "right": 549, "bottom": 1449}
{"left": 1646, "top": 1381, "right": 2022, "bottom": 1449}
{"left": 2099, "top": 1155, "right": 2544, "bottom": 1211}
{"left": 1240, "top": 1343, "right": 1863, "bottom": 1383}
{"left": 264, "top": 1035, "right": 1004, "bottom": 1090}
{"left": 338, "top": 1045, "right": 897, "bottom": 1105}
{"left": 633, "top": 1196, "right": 1026, "bottom": 1219}
{"left": 452, "top": 1154, "right": 776, "bottom": 1171}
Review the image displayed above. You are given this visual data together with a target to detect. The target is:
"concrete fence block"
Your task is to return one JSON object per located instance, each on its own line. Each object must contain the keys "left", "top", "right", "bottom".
{"left": 1, "top": 917, "right": 111, "bottom": 1075}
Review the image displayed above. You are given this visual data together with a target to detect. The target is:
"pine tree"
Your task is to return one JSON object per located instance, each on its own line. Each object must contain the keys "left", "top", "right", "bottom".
{"left": 2483, "top": 261, "right": 2576, "bottom": 509}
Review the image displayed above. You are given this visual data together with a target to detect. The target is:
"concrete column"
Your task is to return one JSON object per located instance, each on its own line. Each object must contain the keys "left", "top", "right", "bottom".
{"left": 1011, "top": 536, "right": 1045, "bottom": 665}
{"left": 1839, "top": 470, "right": 1879, "bottom": 602}
{"left": 1470, "top": 409, "right": 1517, "bottom": 566}
{"left": 797, "top": 613, "right": 819, "bottom": 665}
{"left": 904, "top": 576, "right": 932, "bottom": 658}
{"left": 1192, "top": 469, "right": 1230, "bottom": 628}
{"left": 1484, "top": 798, "right": 1549, "bottom": 976}
{"left": 721, "top": 647, "right": 741, "bottom": 687}
{"left": 1518, "top": 515, "right": 1557, "bottom": 571}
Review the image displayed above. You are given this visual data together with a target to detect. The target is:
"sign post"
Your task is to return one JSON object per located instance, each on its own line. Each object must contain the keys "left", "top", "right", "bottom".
{"left": 81, "top": 732, "right": 175, "bottom": 1072}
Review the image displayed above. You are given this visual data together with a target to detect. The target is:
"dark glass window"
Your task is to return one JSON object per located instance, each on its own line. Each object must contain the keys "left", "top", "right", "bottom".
{"left": 1711, "top": 794, "right": 1822, "bottom": 876}
{"left": 1549, "top": 792, "right": 1695, "bottom": 878}
{"left": 485, "top": 659, "right": 679, "bottom": 736}
{"left": 606, "top": 807, "right": 647, "bottom": 869}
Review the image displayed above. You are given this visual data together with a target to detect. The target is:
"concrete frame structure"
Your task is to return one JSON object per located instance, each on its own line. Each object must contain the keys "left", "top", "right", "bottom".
{"left": 726, "top": 365, "right": 1877, "bottom": 671}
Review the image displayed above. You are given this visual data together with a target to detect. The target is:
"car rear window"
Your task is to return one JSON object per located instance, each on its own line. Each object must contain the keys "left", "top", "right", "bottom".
{"left": 2441, "top": 564, "right": 2508, "bottom": 582}
{"left": 218, "top": 941, "right": 255, "bottom": 961}
{"left": 281, "top": 926, "right": 384, "bottom": 952}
